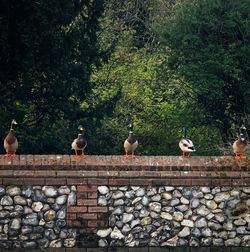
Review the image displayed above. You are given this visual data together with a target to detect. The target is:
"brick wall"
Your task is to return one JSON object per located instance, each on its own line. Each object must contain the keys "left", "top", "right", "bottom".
{"left": 0, "top": 155, "right": 249, "bottom": 250}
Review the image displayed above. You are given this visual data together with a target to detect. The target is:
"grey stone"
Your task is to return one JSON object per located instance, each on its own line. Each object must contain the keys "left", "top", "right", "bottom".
{"left": 170, "top": 198, "right": 180, "bottom": 206}
{"left": 23, "top": 206, "right": 33, "bottom": 215}
{"left": 214, "top": 213, "right": 226, "bottom": 223}
{"left": 1, "top": 196, "right": 13, "bottom": 206}
{"left": 97, "top": 228, "right": 112, "bottom": 238}
{"left": 67, "top": 191, "right": 76, "bottom": 206}
{"left": 142, "top": 196, "right": 150, "bottom": 205}
{"left": 114, "top": 199, "right": 124, "bottom": 206}
{"left": 112, "top": 190, "right": 124, "bottom": 199}
{"left": 149, "top": 202, "right": 161, "bottom": 212}
{"left": 45, "top": 220, "right": 55, "bottom": 228}
{"left": 6, "top": 186, "right": 21, "bottom": 196}
{"left": 45, "top": 228, "right": 57, "bottom": 240}
{"left": 98, "top": 239, "right": 108, "bottom": 247}
{"left": 32, "top": 201, "right": 43, "bottom": 212}
{"left": 131, "top": 218, "right": 140, "bottom": 228}
{"left": 98, "top": 186, "right": 109, "bottom": 194}
{"left": 165, "top": 186, "right": 175, "bottom": 192}
{"left": 208, "top": 221, "right": 222, "bottom": 230}
{"left": 201, "top": 237, "right": 212, "bottom": 246}
{"left": 111, "top": 226, "right": 124, "bottom": 239}
{"left": 225, "top": 237, "right": 241, "bottom": 246}
{"left": 56, "top": 219, "right": 66, "bottom": 228}
{"left": 214, "top": 192, "right": 230, "bottom": 202}
{"left": 191, "top": 227, "right": 201, "bottom": 237}
{"left": 197, "top": 205, "right": 211, "bottom": 216}
{"left": 37, "top": 238, "right": 49, "bottom": 248}
{"left": 201, "top": 227, "right": 212, "bottom": 237}
{"left": 178, "top": 226, "right": 190, "bottom": 237}
{"left": 176, "top": 204, "right": 188, "bottom": 212}
{"left": 0, "top": 187, "right": 5, "bottom": 196}
{"left": 22, "top": 241, "right": 36, "bottom": 248}
{"left": 58, "top": 185, "right": 70, "bottom": 195}
{"left": 189, "top": 237, "right": 200, "bottom": 246}
{"left": 191, "top": 198, "right": 200, "bottom": 208}
{"left": 50, "top": 239, "right": 62, "bottom": 248}
{"left": 32, "top": 189, "right": 46, "bottom": 202}
{"left": 98, "top": 195, "right": 107, "bottom": 206}
{"left": 22, "top": 213, "right": 38, "bottom": 225}
{"left": 181, "top": 219, "right": 194, "bottom": 227}
{"left": 122, "top": 213, "right": 134, "bottom": 223}
{"left": 151, "top": 194, "right": 161, "bottom": 201}
{"left": 9, "top": 218, "right": 21, "bottom": 230}
{"left": 135, "top": 188, "right": 145, "bottom": 197}
{"left": 21, "top": 186, "right": 33, "bottom": 198}
{"left": 43, "top": 186, "right": 58, "bottom": 197}
{"left": 0, "top": 210, "right": 9, "bottom": 218}
{"left": 56, "top": 195, "right": 67, "bottom": 205}
{"left": 195, "top": 217, "right": 207, "bottom": 228}
{"left": 125, "top": 190, "right": 135, "bottom": 199}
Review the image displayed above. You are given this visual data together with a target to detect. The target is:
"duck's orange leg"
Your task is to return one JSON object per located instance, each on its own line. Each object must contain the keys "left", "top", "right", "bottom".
{"left": 74, "top": 150, "right": 80, "bottom": 159}
{"left": 81, "top": 150, "right": 87, "bottom": 158}
{"left": 124, "top": 150, "right": 129, "bottom": 157}
{"left": 241, "top": 153, "right": 247, "bottom": 159}
{"left": 188, "top": 152, "right": 191, "bottom": 158}
{"left": 11, "top": 152, "right": 16, "bottom": 157}
{"left": 182, "top": 152, "right": 185, "bottom": 158}
{"left": 130, "top": 151, "right": 136, "bottom": 158}
{"left": 235, "top": 152, "right": 240, "bottom": 159}
{"left": 4, "top": 152, "right": 10, "bottom": 157}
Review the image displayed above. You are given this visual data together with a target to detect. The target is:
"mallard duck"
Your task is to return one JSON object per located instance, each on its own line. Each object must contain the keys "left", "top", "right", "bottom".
{"left": 4, "top": 119, "right": 18, "bottom": 157}
{"left": 124, "top": 123, "right": 138, "bottom": 157}
{"left": 179, "top": 127, "right": 195, "bottom": 157}
{"left": 72, "top": 125, "right": 87, "bottom": 159}
{"left": 233, "top": 125, "right": 247, "bottom": 159}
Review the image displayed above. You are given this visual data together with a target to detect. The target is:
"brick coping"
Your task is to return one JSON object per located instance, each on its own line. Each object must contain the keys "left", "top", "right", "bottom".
{"left": 0, "top": 155, "right": 249, "bottom": 171}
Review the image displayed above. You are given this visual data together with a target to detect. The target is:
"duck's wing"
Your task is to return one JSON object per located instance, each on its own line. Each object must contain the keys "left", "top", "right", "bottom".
{"left": 179, "top": 138, "right": 195, "bottom": 152}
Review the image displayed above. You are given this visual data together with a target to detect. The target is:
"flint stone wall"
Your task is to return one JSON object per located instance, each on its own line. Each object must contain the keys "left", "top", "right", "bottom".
{"left": 0, "top": 155, "right": 249, "bottom": 249}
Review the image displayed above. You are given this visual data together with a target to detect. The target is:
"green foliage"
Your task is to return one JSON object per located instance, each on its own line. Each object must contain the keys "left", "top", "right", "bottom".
{"left": 159, "top": 0, "right": 250, "bottom": 140}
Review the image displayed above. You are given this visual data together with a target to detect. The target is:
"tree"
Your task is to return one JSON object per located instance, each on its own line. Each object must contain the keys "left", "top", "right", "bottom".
{"left": 0, "top": 0, "right": 105, "bottom": 153}
{"left": 159, "top": 0, "right": 250, "bottom": 141}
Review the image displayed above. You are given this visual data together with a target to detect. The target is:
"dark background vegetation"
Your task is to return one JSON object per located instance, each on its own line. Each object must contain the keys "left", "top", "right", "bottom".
{"left": 0, "top": 0, "right": 249, "bottom": 156}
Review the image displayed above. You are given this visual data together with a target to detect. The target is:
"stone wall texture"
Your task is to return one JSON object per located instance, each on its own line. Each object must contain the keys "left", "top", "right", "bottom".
{"left": 0, "top": 155, "right": 249, "bottom": 251}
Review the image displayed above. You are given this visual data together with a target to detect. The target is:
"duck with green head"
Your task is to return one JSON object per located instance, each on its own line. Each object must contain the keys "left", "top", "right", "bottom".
{"left": 72, "top": 125, "right": 87, "bottom": 159}
{"left": 179, "top": 127, "right": 196, "bottom": 157}
{"left": 233, "top": 125, "right": 247, "bottom": 159}
{"left": 124, "top": 123, "right": 138, "bottom": 157}
{"left": 4, "top": 119, "right": 18, "bottom": 157}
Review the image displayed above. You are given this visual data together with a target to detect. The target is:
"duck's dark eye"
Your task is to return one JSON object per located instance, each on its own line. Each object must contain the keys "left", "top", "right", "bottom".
{"left": 183, "top": 143, "right": 188, "bottom": 147}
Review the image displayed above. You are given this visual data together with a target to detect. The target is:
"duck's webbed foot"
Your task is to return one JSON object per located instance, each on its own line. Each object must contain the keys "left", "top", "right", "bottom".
{"left": 235, "top": 152, "right": 240, "bottom": 159}
{"left": 241, "top": 153, "right": 247, "bottom": 159}
{"left": 4, "top": 153, "right": 10, "bottom": 157}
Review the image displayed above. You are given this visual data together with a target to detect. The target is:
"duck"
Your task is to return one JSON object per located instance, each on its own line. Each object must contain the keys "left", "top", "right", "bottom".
{"left": 4, "top": 119, "right": 18, "bottom": 157}
{"left": 124, "top": 123, "right": 138, "bottom": 157}
{"left": 233, "top": 125, "right": 247, "bottom": 159}
{"left": 179, "top": 127, "right": 196, "bottom": 157}
{"left": 72, "top": 125, "right": 87, "bottom": 159}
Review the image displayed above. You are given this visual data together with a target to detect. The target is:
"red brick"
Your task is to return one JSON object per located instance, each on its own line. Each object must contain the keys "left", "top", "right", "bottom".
{"left": 130, "top": 179, "right": 151, "bottom": 185}
{"left": 87, "top": 178, "right": 108, "bottom": 185}
{"left": 78, "top": 185, "right": 98, "bottom": 192}
{"left": 192, "top": 178, "right": 211, "bottom": 186}
{"left": 66, "top": 213, "right": 77, "bottom": 220}
{"left": 46, "top": 178, "right": 66, "bottom": 185}
{"left": 0, "top": 170, "right": 13, "bottom": 177}
{"left": 140, "top": 171, "right": 161, "bottom": 177}
{"left": 109, "top": 178, "right": 130, "bottom": 185}
{"left": 67, "top": 220, "right": 82, "bottom": 227}
{"left": 77, "top": 192, "right": 88, "bottom": 199}
{"left": 120, "top": 171, "right": 141, "bottom": 177}
{"left": 232, "top": 178, "right": 243, "bottom": 186}
{"left": 151, "top": 179, "right": 171, "bottom": 185}
{"left": 77, "top": 213, "right": 97, "bottom": 220}
{"left": 67, "top": 178, "right": 87, "bottom": 185}
{"left": 212, "top": 179, "right": 232, "bottom": 186}
{"left": 88, "top": 206, "right": 108, "bottom": 213}
{"left": 77, "top": 199, "right": 97, "bottom": 206}
{"left": 88, "top": 192, "right": 98, "bottom": 198}
{"left": 87, "top": 220, "right": 106, "bottom": 228}
{"left": 67, "top": 206, "right": 87, "bottom": 213}
{"left": 3, "top": 178, "right": 24, "bottom": 185}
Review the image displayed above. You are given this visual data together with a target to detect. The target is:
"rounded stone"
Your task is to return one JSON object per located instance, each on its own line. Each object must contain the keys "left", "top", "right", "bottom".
{"left": 0, "top": 187, "right": 5, "bottom": 196}
{"left": 174, "top": 212, "right": 184, "bottom": 221}
{"left": 37, "top": 238, "right": 49, "bottom": 248}
{"left": 195, "top": 217, "right": 207, "bottom": 228}
{"left": 214, "top": 192, "right": 230, "bottom": 202}
{"left": 22, "top": 213, "right": 38, "bottom": 226}
{"left": 56, "top": 195, "right": 67, "bottom": 205}
{"left": 49, "top": 239, "right": 62, "bottom": 248}
{"left": 9, "top": 218, "right": 21, "bottom": 230}
{"left": 98, "top": 186, "right": 109, "bottom": 194}
{"left": 178, "top": 227, "right": 190, "bottom": 237}
{"left": 44, "top": 210, "right": 56, "bottom": 221}
{"left": 125, "top": 190, "right": 135, "bottom": 199}
{"left": 135, "top": 188, "right": 145, "bottom": 197}
{"left": 98, "top": 196, "right": 107, "bottom": 206}
{"left": 1, "top": 196, "right": 13, "bottom": 206}
{"left": 162, "top": 192, "right": 172, "bottom": 200}
{"left": 98, "top": 239, "right": 108, "bottom": 248}
{"left": 122, "top": 213, "right": 134, "bottom": 223}
{"left": 97, "top": 228, "right": 112, "bottom": 238}
{"left": 180, "top": 197, "right": 189, "bottom": 204}
{"left": 32, "top": 202, "right": 43, "bottom": 212}
{"left": 67, "top": 192, "right": 76, "bottom": 206}
{"left": 58, "top": 186, "right": 70, "bottom": 195}
{"left": 181, "top": 219, "right": 194, "bottom": 227}
{"left": 6, "top": 186, "right": 21, "bottom": 196}
{"left": 201, "top": 227, "right": 212, "bottom": 237}
{"left": 111, "top": 226, "right": 124, "bottom": 239}
{"left": 197, "top": 206, "right": 211, "bottom": 216}
{"left": 141, "top": 217, "right": 151, "bottom": 225}
{"left": 191, "top": 199, "right": 200, "bottom": 208}
{"left": 149, "top": 202, "right": 161, "bottom": 213}
{"left": 21, "top": 186, "right": 33, "bottom": 198}
{"left": 165, "top": 186, "right": 174, "bottom": 192}
{"left": 56, "top": 219, "right": 66, "bottom": 228}
{"left": 142, "top": 196, "right": 150, "bottom": 206}
{"left": 152, "top": 194, "right": 161, "bottom": 201}
{"left": 206, "top": 200, "right": 217, "bottom": 209}
{"left": 114, "top": 199, "right": 124, "bottom": 206}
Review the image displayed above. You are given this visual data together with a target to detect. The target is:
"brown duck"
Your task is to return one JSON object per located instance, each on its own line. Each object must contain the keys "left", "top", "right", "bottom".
{"left": 71, "top": 125, "right": 87, "bottom": 159}
{"left": 4, "top": 119, "right": 18, "bottom": 157}
{"left": 233, "top": 125, "right": 247, "bottom": 159}
{"left": 124, "top": 123, "right": 138, "bottom": 157}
